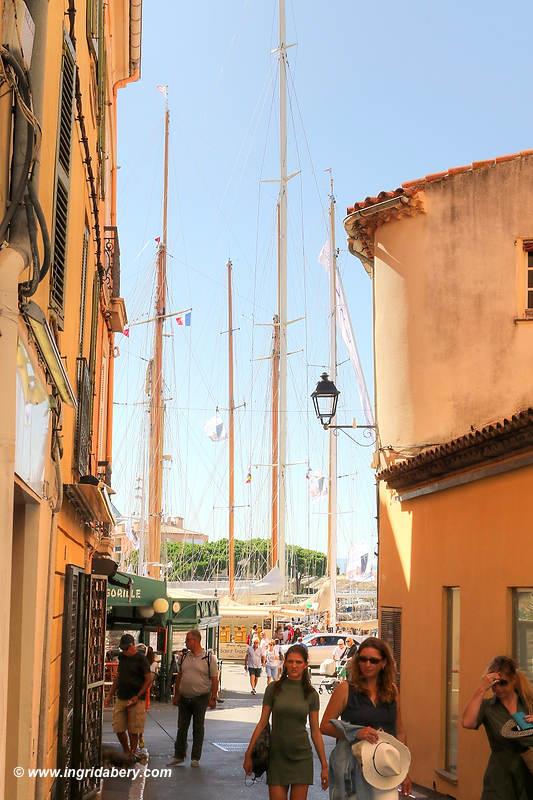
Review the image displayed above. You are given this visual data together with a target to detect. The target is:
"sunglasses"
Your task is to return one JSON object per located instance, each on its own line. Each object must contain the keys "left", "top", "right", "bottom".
{"left": 492, "top": 679, "right": 509, "bottom": 687}
{"left": 358, "top": 656, "right": 383, "bottom": 665}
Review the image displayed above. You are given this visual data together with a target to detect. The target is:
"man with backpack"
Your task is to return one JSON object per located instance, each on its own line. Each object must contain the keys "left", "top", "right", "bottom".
{"left": 168, "top": 629, "right": 218, "bottom": 768}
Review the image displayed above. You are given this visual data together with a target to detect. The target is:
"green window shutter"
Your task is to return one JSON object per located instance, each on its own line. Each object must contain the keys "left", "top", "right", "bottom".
{"left": 50, "top": 36, "right": 76, "bottom": 329}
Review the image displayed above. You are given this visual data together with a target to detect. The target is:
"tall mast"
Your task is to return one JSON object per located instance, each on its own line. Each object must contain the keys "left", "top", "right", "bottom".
{"left": 271, "top": 313, "right": 280, "bottom": 569}
{"left": 327, "top": 173, "right": 337, "bottom": 629}
{"left": 147, "top": 97, "right": 170, "bottom": 580}
{"left": 227, "top": 259, "right": 235, "bottom": 597}
{"left": 277, "top": 0, "right": 288, "bottom": 594}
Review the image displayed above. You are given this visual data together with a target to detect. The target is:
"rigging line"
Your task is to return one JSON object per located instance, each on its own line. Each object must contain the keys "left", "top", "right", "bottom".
{"left": 286, "top": 61, "right": 329, "bottom": 235}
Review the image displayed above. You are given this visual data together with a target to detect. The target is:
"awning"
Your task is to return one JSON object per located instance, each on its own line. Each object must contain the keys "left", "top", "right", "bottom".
{"left": 65, "top": 478, "right": 116, "bottom": 525}
{"left": 107, "top": 571, "right": 167, "bottom": 606}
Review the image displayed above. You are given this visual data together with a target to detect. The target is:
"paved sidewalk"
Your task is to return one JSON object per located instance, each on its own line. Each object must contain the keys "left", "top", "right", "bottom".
{"left": 101, "top": 663, "right": 452, "bottom": 800}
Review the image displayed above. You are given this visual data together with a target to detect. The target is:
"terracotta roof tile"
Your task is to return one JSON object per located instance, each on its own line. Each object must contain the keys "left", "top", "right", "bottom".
{"left": 347, "top": 149, "right": 533, "bottom": 215}
{"left": 378, "top": 408, "right": 533, "bottom": 491}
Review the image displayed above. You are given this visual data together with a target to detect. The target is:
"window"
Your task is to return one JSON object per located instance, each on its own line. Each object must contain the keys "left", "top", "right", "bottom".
{"left": 380, "top": 607, "right": 402, "bottom": 687}
{"left": 79, "top": 226, "right": 90, "bottom": 355}
{"left": 513, "top": 589, "right": 533, "bottom": 681}
{"left": 445, "top": 588, "right": 460, "bottom": 774}
{"left": 523, "top": 241, "right": 533, "bottom": 314}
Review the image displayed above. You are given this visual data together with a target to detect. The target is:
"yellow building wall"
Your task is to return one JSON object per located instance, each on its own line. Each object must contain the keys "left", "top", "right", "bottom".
{"left": 2, "top": 0, "right": 134, "bottom": 791}
{"left": 373, "top": 155, "right": 533, "bottom": 451}
{"left": 379, "top": 462, "right": 533, "bottom": 799}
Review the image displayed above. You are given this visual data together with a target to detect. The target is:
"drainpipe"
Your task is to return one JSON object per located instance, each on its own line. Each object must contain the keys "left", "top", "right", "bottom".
{"left": 0, "top": 245, "right": 25, "bottom": 800}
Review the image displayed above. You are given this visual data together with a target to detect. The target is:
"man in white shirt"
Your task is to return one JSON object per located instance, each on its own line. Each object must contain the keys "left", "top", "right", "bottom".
{"left": 244, "top": 636, "right": 264, "bottom": 694}
{"left": 259, "top": 630, "right": 269, "bottom": 658}
{"left": 168, "top": 630, "right": 218, "bottom": 768}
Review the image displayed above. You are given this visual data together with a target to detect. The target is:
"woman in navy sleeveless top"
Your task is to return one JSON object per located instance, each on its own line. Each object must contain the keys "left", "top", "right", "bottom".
{"left": 320, "top": 636, "right": 411, "bottom": 796}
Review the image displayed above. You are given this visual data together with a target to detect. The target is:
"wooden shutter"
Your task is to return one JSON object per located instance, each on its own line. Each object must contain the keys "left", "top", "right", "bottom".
{"left": 380, "top": 607, "right": 402, "bottom": 687}
{"left": 50, "top": 36, "right": 76, "bottom": 329}
{"left": 79, "top": 227, "right": 89, "bottom": 355}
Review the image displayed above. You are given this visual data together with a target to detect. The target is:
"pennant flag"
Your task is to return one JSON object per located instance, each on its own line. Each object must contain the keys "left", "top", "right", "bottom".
{"left": 306, "top": 468, "right": 328, "bottom": 498}
{"left": 245, "top": 470, "right": 252, "bottom": 484}
{"left": 318, "top": 241, "right": 374, "bottom": 426}
{"left": 155, "top": 236, "right": 161, "bottom": 245}
{"left": 204, "top": 415, "right": 227, "bottom": 442}
{"left": 122, "top": 325, "right": 130, "bottom": 338}
{"left": 156, "top": 84, "right": 168, "bottom": 97}
{"left": 176, "top": 311, "right": 192, "bottom": 327}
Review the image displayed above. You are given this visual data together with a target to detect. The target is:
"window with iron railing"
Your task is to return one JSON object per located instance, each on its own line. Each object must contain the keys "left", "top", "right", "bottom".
{"left": 103, "top": 226, "right": 120, "bottom": 297}
{"left": 75, "top": 357, "right": 92, "bottom": 477}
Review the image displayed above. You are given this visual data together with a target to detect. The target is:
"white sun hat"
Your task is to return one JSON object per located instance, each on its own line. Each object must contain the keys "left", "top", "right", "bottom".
{"left": 352, "top": 731, "right": 411, "bottom": 796}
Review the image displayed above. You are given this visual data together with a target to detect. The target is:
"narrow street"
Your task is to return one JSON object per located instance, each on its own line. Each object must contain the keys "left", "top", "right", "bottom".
{"left": 102, "top": 664, "right": 451, "bottom": 800}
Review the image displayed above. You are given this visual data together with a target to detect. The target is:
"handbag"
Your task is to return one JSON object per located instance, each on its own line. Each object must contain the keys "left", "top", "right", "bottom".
{"left": 251, "top": 723, "right": 271, "bottom": 778}
{"left": 521, "top": 748, "right": 533, "bottom": 775}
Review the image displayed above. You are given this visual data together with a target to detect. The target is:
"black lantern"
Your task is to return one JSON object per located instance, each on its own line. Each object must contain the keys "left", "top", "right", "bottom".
{"left": 311, "top": 372, "right": 340, "bottom": 428}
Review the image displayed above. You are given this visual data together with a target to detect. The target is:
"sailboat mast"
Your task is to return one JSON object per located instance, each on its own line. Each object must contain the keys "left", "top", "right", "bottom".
{"left": 327, "top": 174, "right": 337, "bottom": 630}
{"left": 147, "top": 99, "right": 170, "bottom": 580}
{"left": 271, "top": 313, "right": 280, "bottom": 569}
{"left": 277, "top": 0, "right": 288, "bottom": 594}
{"left": 227, "top": 259, "right": 235, "bottom": 597}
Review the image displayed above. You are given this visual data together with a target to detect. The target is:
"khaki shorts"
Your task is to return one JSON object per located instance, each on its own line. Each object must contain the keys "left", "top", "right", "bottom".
{"left": 112, "top": 697, "right": 146, "bottom": 734}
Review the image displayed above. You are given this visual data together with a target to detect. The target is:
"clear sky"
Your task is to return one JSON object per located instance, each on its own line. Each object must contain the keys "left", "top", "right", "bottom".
{"left": 112, "top": 0, "right": 533, "bottom": 568}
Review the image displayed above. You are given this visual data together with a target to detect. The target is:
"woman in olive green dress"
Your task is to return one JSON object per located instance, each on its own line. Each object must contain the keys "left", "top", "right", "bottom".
{"left": 462, "top": 655, "right": 533, "bottom": 799}
{"left": 244, "top": 644, "right": 328, "bottom": 799}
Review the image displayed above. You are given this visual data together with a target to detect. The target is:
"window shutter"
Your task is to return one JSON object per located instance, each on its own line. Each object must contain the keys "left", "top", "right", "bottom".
{"left": 380, "top": 607, "right": 402, "bottom": 687}
{"left": 79, "top": 227, "right": 89, "bottom": 355}
{"left": 50, "top": 37, "right": 76, "bottom": 329}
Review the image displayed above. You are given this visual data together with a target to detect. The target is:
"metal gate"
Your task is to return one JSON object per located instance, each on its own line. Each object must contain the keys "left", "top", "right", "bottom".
{"left": 57, "top": 567, "right": 107, "bottom": 800}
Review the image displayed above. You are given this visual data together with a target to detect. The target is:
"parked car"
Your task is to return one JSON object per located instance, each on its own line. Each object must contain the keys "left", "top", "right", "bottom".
{"left": 280, "top": 633, "right": 362, "bottom": 668}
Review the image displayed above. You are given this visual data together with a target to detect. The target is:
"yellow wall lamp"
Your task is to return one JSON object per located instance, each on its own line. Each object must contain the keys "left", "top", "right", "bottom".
{"left": 22, "top": 301, "right": 77, "bottom": 406}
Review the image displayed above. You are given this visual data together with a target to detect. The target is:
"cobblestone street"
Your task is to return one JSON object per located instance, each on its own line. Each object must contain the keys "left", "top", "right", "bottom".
{"left": 101, "top": 664, "right": 452, "bottom": 800}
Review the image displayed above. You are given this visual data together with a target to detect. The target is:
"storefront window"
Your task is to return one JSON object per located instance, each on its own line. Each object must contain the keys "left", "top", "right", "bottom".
{"left": 513, "top": 589, "right": 533, "bottom": 681}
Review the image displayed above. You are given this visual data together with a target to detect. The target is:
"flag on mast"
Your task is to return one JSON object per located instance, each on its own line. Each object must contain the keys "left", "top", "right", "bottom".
{"left": 176, "top": 312, "right": 192, "bottom": 327}
{"left": 156, "top": 84, "right": 168, "bottom": 98}
{"left": 204, "top": 415, "right": 227, "bottom": 442}
{"left": 306, "top": 468, "right": 328, "bottom": 498}
{"left": 318, "top": 241, "right": 374, "bottom": 426}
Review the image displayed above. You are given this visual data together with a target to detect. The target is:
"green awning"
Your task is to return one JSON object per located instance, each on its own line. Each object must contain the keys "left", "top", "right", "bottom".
{"left": 107, "top": 571, "right": 167, "bottom": 607}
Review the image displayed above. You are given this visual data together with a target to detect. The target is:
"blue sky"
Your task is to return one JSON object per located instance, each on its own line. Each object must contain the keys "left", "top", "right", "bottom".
{"left": 112, "top": 0, "right": 533, "bottom": 566}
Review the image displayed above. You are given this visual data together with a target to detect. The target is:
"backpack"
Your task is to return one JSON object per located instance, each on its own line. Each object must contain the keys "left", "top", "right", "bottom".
{"left": 179, "top": 649, "right": 214, "bottom": 679}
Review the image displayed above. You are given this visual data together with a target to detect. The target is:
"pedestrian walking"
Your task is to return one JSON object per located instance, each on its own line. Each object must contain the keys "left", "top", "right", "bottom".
{"left": 265, "top": 639, "right": 282, "bottom": 684}
{"left": 245, "top": 636, "right": 264, "bottom": 694}
{"left": 104, "top": 634, "right": 153, "bottom": 756}
{"left": 320, "top": 636, "right": 412, "bottom": 797}
{"left": 168, "top": 629, "right": 218, "bottom": 768}
{"left": 462, "top": 654, "right": 533, "bottom": 799}
{"left": 244, "top": 644, "right": 329, "bottom": 798}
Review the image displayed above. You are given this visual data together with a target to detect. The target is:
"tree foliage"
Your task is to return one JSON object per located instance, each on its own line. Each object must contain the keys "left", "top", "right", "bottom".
{"left": 164, "top": 538, "right": 326, "bottom": 581}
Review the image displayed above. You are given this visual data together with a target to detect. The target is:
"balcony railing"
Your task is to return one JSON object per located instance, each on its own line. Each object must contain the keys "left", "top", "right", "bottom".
{"left": 103, "top": 225, "right": 120, "bottom": 297}
{"left": 75, "top": 357, "right": 92, "bottom": 476}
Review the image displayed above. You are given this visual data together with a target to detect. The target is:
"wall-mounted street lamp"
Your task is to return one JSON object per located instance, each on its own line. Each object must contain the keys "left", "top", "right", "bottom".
{"left": 22, "top": 301, "right": 77, "bottom": 406}
{"left": 311, "top": 372, "right": 339, "bottom": 428}
{"left": 311, "top": 372, "right": 375, "bottom": 434}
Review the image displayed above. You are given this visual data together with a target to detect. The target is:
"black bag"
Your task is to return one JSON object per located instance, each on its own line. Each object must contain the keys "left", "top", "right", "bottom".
{"left": 251, "top": 723, "right": 270, "bottom": 778}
